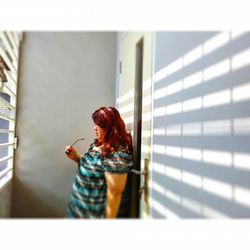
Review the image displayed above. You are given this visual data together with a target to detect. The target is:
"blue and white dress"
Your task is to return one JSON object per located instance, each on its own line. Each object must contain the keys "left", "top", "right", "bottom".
{"left": 66, "top": 141, "right": 133, "bottom": 218}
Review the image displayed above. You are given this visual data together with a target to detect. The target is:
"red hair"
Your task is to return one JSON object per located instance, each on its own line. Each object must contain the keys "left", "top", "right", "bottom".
{"left": 92, "top": 106, "right": 133, "bottom": 157}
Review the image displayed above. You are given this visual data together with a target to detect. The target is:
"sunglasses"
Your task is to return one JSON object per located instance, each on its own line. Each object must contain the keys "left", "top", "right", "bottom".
{"left": 65, "top": 137, "right": 85, "bottom": 154}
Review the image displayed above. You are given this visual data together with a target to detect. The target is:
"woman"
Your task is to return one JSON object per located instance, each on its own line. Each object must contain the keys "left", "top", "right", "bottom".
{"left": 65, "top": 106, "right": 133, "bottom": 218}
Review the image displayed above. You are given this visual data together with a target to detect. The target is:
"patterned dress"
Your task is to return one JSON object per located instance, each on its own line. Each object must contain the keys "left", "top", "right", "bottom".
{"left": 66, "top": 141, "right": 133, "bottom": 218}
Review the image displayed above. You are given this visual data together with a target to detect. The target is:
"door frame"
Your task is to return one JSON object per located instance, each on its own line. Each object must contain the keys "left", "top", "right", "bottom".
{"left": 117, "top": 32, "right": 153, "bottom": 218}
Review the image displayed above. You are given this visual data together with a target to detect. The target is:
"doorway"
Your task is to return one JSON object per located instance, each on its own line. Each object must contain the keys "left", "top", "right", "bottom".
{"left": 118, "top": 32, "right": 152, "bottom": 218}
{"left": 130, "top": 38, "right": 144, "bottom": 217}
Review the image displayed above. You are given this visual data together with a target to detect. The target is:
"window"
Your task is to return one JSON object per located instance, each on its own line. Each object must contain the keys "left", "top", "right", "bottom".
{"left": 0, "top": 31, "right": 22, "bottom": 188}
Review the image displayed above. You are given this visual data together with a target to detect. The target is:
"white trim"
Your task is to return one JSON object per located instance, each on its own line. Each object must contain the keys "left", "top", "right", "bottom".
{"left": 115, "top": 32, "right": 121, "bottom": 109}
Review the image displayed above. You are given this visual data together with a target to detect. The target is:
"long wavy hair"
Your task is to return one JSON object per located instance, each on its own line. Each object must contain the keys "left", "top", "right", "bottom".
{"left": 92, "top": 106, "right": 133, "bottom": 157}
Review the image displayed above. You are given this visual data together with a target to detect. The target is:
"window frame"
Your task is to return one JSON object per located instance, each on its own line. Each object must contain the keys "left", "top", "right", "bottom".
{"left": 0, "top": 31, "right": 22, "bottom": 189}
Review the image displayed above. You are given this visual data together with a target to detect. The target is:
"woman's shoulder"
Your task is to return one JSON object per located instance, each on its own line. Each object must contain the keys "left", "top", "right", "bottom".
{"left": 102, "top": 145, "right": 133, "bottom": 173}
{"left": 110, "top": 145, "right": 132, "bottom": 160}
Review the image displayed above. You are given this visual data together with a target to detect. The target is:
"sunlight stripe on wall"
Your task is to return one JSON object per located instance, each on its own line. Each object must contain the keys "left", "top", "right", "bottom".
{"left": 119, "top": 103, "right": 134, "bottom": 115}
{"left": 231, "top": 31, "right": 246, "bottom": 40}
{"left": 183, "top": 71, "right": 203, "bottom": 89}
{"left": 154, "top": 86, "right": 166, "bottom": 100}
{"left": 153, "top": 127, "right": 165, "bottom": 136}
{"left": 153, "top": 144, "right": 165, "bottom": 154}
{"left": 203, "top": 59, "right": 230, "bottom": 81}
{"left": 182, "top": 171, "right": 202, "bottom": 188}
{"left": 203, "top": 150, "right": 232, "bottom": 167}
{"left": 166, "top": 80, "right": 182, "bottom": 96}
{"left": 182, "top": 97, "right": 202, "bottom": 112}
{"left": 234, "top": 187, "right": 250, "bottom": 207}
{"left": 184, "top": 45, "right": 202, "bottom": 66}
{"left": 166, "top": 102, "right": 182, "bottom": 115}
{"left": 152, "top": 199, "right": 166, "bottom": 217}
{"left": 167, "top": 58, "right": 183, "bottom": 75}
{"left": 154, "top": 65, "right": 168, "bottom": 83}
{"left": 204, "top": 32, "right": 230, "bottom": 55}
{"left": 165, "top": 207, "right": 180, "bottom": 218}
{"left": 233, "top": 117, "right": 250, "bottom": 134}
{"left": 182, "top": 122, "right": 202, "bottom": 136}
{"left": 166, "top": 146, "right": 182, "bottom": 157}
{"left": 203, "top": 177, "right": 233, "bottom": 200}
{"left": 182, "top": 198, "right": 202, "bottom": 214}
{"left": 182, "top": 147, "right": 202, "bottom": 161}
{"left": 202, "top": 205, "right": 229, "bottom": 218}
{"left": 203, "top": 89, "right": 231, "bottom": 108}
{"left": 233, "top": 153, "right": 250, "bottom": 170}
{"left": 203, "top": 119, "right": 231, "bottom": 135}
{"left": 166, "top": 165, "right": 182, "bottom": 181}
{"left": 153, "top": 182, "right": 165, "bottom": 195}
{"left": 232, "top": 82, "right": 250, "bottom": 103}
{"left": 153, "top": 162, "right": 166, "bottom": 175}
{"left": 231, "top": 48, "right": 250, "bottom": 71}
{"left": 117, "top": 89, "right": 134, "bottom": 104}
{"left": 154, "top": 106, "right": 166, "bottom": 117}
{"left": 166, "top": 124, "right": 182, "bottom": 136}
{"left": 166, "top": 190, "right": 181, "bottom": 204}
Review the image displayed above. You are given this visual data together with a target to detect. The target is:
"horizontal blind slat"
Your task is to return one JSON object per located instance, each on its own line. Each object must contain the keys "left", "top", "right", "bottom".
{"left": 0, "top": 112, "right": 14, "bottom": 122}
{"left": 0, "top": 155, "right": 13, "bottom": 165}
{"left": 0, "top": 163, "right": 12, "bottom": 179}
{"left": 2, "top": 84, "right": 16, "bottom": 98}
{"left": 13, "top": 32, "right": 20, "bottom": 49}
{"left": 5, "top": 68, "right": 17, "bottom": 86}
{"left": 0, "top": 43, "right": 17, "bottom": 74}
{"left": 0, "top": 33, "right": 18, "bottom": 66}
{"left": 0, "top": 142, "right": 14, "bottom": 149}
{"left": 5, "top": 32, "right": 18, "bottom": 56}
{"left": 0, "top": 129, "right": 14, "bottom": 133}
{"left": 0, "top": 95, "right": 15, "bottom": 110}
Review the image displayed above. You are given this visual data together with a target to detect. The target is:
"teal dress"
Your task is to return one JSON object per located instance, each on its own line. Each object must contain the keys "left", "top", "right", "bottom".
{"left": 67, "top": 141, "right": 133, "bottom": 218}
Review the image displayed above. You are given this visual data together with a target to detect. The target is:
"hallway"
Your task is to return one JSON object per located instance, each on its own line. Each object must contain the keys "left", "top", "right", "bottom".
{"left": 0, "top": 31, "right": 250, "bottom": 219}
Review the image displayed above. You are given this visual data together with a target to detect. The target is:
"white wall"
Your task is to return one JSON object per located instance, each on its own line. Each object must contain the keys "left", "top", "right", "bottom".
{"left": 0, "top": 181, "right": 12, "bottom": 217}
{"left": 151, "top": 31, "right": 250, "bottom": 218}
{"left": 11, "top": 32, "right": 117, "bottom": 217}
{"left": 115, "top": 32, "right": 123, "bottom": 108}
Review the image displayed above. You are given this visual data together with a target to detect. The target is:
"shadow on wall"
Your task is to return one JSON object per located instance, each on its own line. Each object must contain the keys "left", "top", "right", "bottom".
{"left": 11, "top": 177, "right": 65, "bottom": 218}
{"left": 152, "top": 31, "right": 250, "bottom": 218}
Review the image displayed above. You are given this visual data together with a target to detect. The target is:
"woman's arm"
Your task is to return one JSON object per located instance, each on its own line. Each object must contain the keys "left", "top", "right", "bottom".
{"left": 65, "top": 146, "right": 81, "bottom": 163}
{"left": 105, "top": 173, "right": 128, "bottom": 218}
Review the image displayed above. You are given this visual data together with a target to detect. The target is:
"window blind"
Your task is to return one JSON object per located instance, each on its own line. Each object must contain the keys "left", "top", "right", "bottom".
{"left": 0, "top": 31, "right": 22, "bottom": 186}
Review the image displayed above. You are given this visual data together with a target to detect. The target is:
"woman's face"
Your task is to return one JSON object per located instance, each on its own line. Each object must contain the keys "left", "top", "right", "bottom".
{"left": 94, "top": 124, "right": 108, "bottom": 143}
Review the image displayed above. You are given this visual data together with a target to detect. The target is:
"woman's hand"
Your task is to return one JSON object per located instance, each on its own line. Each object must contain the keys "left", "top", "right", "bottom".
{"left": 65, "top": 146, "right": 81, "bottom": 163}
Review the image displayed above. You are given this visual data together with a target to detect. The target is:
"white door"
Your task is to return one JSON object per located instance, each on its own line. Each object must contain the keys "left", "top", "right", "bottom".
{"left": 118, "top": 32, "right": 153, "bottom": 218}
